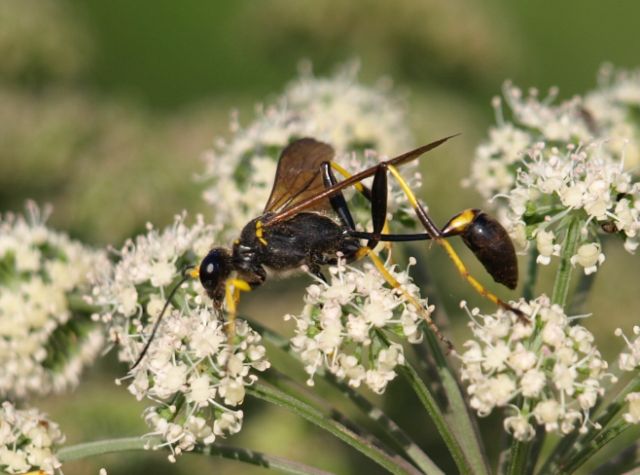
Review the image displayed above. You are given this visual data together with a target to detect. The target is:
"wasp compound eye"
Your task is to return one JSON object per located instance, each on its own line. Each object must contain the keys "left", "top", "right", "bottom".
{"left": 199, "top": 248, "right": 232, "bottom": 298}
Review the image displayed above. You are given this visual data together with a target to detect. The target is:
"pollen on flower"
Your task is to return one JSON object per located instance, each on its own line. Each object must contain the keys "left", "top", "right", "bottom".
{"left": 458, "top": 295, "right": 610, "bottom": 441}
{"left": 0, "top": 402, "right": 65, "bottom": 475}
{"left": 286, "top": 259, "right": 432, "bottom": 394}
{"left": 89, "top": 214, "right": 270, "bottom": 458}
{"left": 0, "top": 203, "right": 108, "bottom": 399}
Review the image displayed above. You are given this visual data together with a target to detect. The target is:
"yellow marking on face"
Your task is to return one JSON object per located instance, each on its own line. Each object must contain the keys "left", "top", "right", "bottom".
{"left": 255, "top": 220, "right": 268, "bottom": 246}
{"left": 189, "top": 267, "right": 200, "bottom": 279}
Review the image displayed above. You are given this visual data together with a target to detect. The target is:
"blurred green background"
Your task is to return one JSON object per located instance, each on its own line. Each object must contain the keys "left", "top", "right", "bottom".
{"left": 2, "top": 0, "right": 640, "bottom": 473}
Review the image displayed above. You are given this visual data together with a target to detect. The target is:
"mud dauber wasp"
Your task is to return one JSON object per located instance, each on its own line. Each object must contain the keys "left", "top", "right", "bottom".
{"left": 131, "top": 135, "right": 519, "bottom": 369}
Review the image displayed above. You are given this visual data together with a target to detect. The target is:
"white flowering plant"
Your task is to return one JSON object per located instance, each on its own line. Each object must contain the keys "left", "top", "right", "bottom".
{"left": 2, "top": 66, "right": 640, "bottom": 475}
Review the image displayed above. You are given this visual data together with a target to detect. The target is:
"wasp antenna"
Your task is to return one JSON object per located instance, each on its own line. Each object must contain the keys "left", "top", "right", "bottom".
{"left": 130, "top": 272, "right": 192, "bottom": 370}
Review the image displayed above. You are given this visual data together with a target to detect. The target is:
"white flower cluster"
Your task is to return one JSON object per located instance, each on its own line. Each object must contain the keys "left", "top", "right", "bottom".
{"left": 0, "top": 203, "right": 107, "bottom": 399}
{"left": 89, "top": 214, "right": 270, "bottom": 458}
{"left": 0, "top": 401, "right": 65, "bottom": 475}
{"left": 584, "top": 65, "right": 640, "bottom": 171}
{"left": 459, "top": 295, "right": 610, "bottom": 441}
{"left": 467, "top": 73, "right": 640, "bottom": 273}
{"left": 504, "top": 141, "right": 640, "bottom": 271}
{"left": 132, "top": 316, "right": 269, "bottom": 461}
{"left": 468, "top": 82, "right": 594, "bottom": 200}
{"left": 614, "top": 325, "right": 640, "bottom": 424}
{"left": 285, "top": 258, "right": 430, "bottom": 394}
{"left": 201, "top": 62, "right": 417, "bottom": 239}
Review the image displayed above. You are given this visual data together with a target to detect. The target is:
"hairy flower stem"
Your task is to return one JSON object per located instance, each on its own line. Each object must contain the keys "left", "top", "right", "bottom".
{"left": 522, "top": 248, "right": 540, "bottom": 301}
{"left": 559, "top": 421, "right": 632, "bottom": 474}
{"left": 57, "top": 437, "right": 333, "bottom": 475}
{"left": 247, "top": 383, "right": 422, "bottom": 475}
{"left": 505, "top": 405, "right": 533, "bottom": 475}
{"left": 551, "top": 217, "right": 581, "bottom": 308}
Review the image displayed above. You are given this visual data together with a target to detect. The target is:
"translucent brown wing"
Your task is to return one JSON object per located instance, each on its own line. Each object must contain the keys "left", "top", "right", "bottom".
{"left": 263, "top": 138, "right": 335, "bottom": 214}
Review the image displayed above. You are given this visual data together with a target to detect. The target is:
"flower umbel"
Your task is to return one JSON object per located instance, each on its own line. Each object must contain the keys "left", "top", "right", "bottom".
{"left": 285, "top": 258, "right": 431, "bottom": 394}
{"left": 459, "top": 295, "right": 610, "bottom": 441}
{"left": 89, "top": 214, "right": 270, "bottom": 459}
{"left": 0, "top": 401, "right": 65, "bottom": 475}
{"left": 201, "top": 62, "right": 418, "bottom": 239}
{"left": 0, "top": 203, "right": 107, "bottom": 399}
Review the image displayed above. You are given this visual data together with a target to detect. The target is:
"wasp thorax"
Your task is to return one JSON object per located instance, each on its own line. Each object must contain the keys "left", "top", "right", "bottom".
{"left": 199, "top": 248, "right": 232, "bottom": 302}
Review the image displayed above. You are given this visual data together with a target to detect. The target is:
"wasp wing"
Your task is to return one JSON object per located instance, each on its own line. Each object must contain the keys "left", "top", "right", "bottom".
{"left": 263, "top": 138, "right": 336, "bottom": 214}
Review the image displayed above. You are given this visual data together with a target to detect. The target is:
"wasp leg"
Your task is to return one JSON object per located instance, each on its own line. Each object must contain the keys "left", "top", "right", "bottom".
{"left": 322, "top": 162, "right": 357, "bottom": 230}
{"left": 383, "top": 163, "right": 525, "bottom": 320}
{"left": 348, "top": 230, "right": 432, "bottom": 241}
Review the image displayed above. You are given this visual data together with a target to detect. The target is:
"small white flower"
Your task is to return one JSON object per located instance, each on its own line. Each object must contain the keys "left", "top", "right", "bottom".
{"left": 287, "top": 259, "right": 431, "bottom": 393}
{"left": 504, "top": 412, "right": 536, "bottom": 441}
{"left": 570, "top": 242, "right": 606, "bottom": 274}
{"left": 535, "top": 230, "right": 560, "bottom": 265}
{"left": 623, "top": 392, "right": 640, "bottom": 424}
{"left": 615, "top": 326, "right": 640, "bottom": 371}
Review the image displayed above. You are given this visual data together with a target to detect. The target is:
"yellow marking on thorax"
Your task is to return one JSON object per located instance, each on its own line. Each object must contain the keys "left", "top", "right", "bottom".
{"left": 446, "top": 209, "right": 475, "bottom": 234}
{"left": 255, "top": 220, "right": 268, "bottom": 246}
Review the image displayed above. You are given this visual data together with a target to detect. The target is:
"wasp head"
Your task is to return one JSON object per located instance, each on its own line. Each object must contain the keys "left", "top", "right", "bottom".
{"left": 198, "top": 248, "right": 232, "bottom": 305}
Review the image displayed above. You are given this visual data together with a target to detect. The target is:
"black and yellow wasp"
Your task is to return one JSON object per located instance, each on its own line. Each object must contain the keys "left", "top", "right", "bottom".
{"left": 132, "top": 136, "right": 519, "bottom": 368}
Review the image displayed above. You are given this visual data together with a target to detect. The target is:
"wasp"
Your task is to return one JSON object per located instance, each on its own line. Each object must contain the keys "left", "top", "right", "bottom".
{"left": 132, "top": 136, "right": 519, "bottom": 368}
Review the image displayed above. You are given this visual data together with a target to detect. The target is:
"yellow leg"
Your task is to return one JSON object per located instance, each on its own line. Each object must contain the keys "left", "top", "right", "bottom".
{"left": 224, "top": 278, "right": 251, "bottom": 343}
{"left": 361, "top": 248, "right": 453, "bottom": 351}
{"left": 386, "top": 164, "right": 516, "bottom": 313}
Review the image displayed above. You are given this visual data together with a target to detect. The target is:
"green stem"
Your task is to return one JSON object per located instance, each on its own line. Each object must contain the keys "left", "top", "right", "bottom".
{"left": 398, "top": 363, "right": 474, "bottom": 475}
{"left": 324, "top": 374, "right": 444, "bottom": 475}
{"left": 66, "top": 292, "right": 101, "bottom": 315}
{"left": 506, "top": 438, "right": 532, "bottom": 475}
{"left": 551, "top": 217, "right": 581, "bottom": 307}
{"left": 248, "top": 383, "right": 422, "bottom": 475}
{"left": 388, "top": 244, "right": 488, "bottom": 474}
{"left": 522, "top": 248, "right": 540, "bottom": 301}
{"left": 262, "top": 368, "right": 438, "bottom": 474}
{"left": 252, "top": 318, "right": 442, "bottom": 474}
{"left": 414, "top": 331, "right": 490, "bottom": 475}
{"left": 57, "top": 437, "right": 332, "bottom": 475}
{"left": 558, "top": 421, "right": 633, "bottom": 474}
